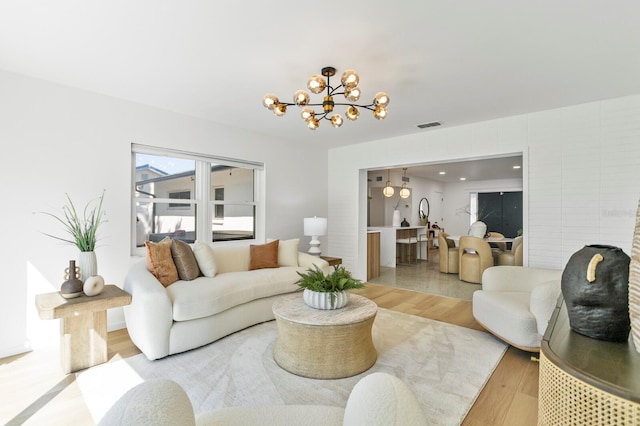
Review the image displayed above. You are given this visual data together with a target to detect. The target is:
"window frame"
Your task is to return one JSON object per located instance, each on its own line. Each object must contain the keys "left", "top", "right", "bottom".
{"left": 131, "top": 144, "right": 264, "bottom": 255}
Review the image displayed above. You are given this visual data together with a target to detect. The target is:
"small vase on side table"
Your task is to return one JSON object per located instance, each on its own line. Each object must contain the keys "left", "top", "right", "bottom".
{"left": 78, "top": 251, "right": 98, "bottom": 282}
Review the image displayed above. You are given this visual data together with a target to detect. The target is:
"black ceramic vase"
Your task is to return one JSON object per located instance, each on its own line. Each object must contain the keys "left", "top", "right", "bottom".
{"left": 61, "top": 260, "right": 84, "bottom": 299}
{"left": 561, "top": 245, "right": 631, "bottom": 342}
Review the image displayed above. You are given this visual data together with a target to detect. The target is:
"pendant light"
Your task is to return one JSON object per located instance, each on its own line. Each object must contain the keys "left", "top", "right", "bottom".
{"left": 399, "top": 168, "right": 411, "bottom": 199}
{"left": 383, "top": 169, "right": 394, "bottom": 197}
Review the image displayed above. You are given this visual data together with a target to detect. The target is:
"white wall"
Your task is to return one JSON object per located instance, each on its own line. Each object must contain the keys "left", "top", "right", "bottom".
{"left": 0, "top": 70, "right": 328, "bottom": 358}
{"left": 328, "top": 95, "right": 640, "bottom": 280}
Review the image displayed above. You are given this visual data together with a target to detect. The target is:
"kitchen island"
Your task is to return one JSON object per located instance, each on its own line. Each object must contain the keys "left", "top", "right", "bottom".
{"left": 366, "top": 226, "right": 427, "bottom": 267}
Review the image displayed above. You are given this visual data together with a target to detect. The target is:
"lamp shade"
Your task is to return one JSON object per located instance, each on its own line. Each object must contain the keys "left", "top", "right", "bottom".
{"left": 304, "top": 217, "right": 327, "bottom": 236}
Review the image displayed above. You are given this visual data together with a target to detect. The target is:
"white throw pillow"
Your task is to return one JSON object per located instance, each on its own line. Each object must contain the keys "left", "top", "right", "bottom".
{"left": 192, "top": 240, "right": 217, "bottom": 277}
{"left": 278, "top": 238, "right": 300, "bottom": 267}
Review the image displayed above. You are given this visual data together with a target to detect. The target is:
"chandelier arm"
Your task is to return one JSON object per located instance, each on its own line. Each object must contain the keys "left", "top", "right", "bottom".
{"left": 332, "top": 102, "right": 377, "bottom": 110}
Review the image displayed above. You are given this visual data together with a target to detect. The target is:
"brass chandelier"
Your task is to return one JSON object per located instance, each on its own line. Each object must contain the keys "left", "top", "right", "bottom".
{"left": 262, "top": 66, "right": 389, "bottom": 130}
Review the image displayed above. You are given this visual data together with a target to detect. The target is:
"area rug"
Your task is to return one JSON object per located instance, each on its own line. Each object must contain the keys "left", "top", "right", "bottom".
{"left": 76, "top": 308, "right": 507, "bottom": 425}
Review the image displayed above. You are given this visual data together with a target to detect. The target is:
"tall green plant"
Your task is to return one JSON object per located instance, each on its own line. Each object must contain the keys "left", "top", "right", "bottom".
{"left": 38, "top": 190, "right": 107, "bottom": 252}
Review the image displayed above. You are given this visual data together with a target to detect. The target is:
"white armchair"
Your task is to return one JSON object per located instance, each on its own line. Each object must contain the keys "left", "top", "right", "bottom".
{"left": 472, "top": 266, "right": 562, "bottom": 352}
{"left": 98, "top": 373, "right": 428, "bottom": 426}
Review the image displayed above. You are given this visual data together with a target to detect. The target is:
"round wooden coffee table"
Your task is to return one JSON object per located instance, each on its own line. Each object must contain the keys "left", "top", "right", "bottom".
{"left": 272, "top": 293, "right": 378, "bottom": 379}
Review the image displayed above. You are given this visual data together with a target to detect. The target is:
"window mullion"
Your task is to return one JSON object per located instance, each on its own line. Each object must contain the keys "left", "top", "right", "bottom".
{"left": 195, "top": 161, "right": 211, "bottom": 243}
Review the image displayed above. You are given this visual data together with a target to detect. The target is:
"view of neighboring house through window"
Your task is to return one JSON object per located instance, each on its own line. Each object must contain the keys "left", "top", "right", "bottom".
{"left": 132, "top": 144, "right": 261, "bottom": 251}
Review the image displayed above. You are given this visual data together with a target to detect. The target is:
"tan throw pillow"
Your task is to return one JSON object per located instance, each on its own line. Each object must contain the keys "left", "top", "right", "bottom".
{"left": 277, "top": 238, "right": 299, "bottom": 267}
{"left": 249, "top": 240, "right": 279, "bottom": 270}
{"left": 145, "top": 237, "right": 179, "bottom": 287}
{"left": 192, "top": 240, "right": 217, "bottom": 277}
{"left": 171, "top": 239, "right": 201, "bottom": 281}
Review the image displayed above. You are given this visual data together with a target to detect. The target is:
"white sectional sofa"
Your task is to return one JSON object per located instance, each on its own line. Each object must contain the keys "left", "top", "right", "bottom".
{"left": 124, "top": 239, "right": 329, "bottom": 360}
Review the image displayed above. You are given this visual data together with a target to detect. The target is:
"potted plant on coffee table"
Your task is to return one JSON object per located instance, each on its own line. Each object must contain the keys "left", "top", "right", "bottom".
{"left": 295, "top": 264, "right": 365, "bottom": 310}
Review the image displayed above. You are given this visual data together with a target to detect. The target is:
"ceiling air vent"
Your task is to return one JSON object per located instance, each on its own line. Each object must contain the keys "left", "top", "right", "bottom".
{"left": 417, "top": 121, "right": 442, "bottom": 129}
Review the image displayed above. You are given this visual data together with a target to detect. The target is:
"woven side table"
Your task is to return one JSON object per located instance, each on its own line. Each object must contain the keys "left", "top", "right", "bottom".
{"left": 272, "top": 293, "right": 378, "bottom": 379}
{"left": 539, "top": 296, "right": 640, "bottom": 425}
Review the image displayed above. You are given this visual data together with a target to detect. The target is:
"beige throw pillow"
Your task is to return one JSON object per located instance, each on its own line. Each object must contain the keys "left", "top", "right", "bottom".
{"left": 277, "top": 238, "right": 299, "bottom": 267}
{"left": 249, "top": 240, "right": 280, "bottom": 270}
{"left": 145, "top": 237, "right": 179, "bottom": 287}
{"left": 192, "top": 240, "right": 217, "bottom": 277}
{"left": 171, "top": 239, "right": 201, "bottom": 281}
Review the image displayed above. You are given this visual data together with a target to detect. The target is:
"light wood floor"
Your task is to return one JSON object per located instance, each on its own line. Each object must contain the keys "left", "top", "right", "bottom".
{"left": 1, "top": 285, "right": 539, "bottom": 425}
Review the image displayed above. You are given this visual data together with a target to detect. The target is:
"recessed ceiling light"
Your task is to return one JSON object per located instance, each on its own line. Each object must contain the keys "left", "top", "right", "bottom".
{"left": 513, "top": 165, "right": 521, "bottom": 169}
{"left": 460, "top": 177, "right": 466, "bottom": 181}
{"left": 439, "top": 171, "right": 446, "bottom": 175}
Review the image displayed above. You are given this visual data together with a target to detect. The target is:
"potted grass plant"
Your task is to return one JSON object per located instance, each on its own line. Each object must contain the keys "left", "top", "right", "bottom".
{"left": 295, "top": 264, "right": 365, "bottom": 309}
{"left": 38, "top": 190, "right": 106, "bottom": 282}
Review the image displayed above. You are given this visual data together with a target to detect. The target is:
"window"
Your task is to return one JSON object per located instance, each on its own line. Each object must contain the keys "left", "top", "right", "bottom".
{"left": 132, "top": 144, "right": 263, "bottom": 252}
{"left": 169, "top": 191, "right": 191, "bottom": 208}
{"left": 214, "top": 187, "right": 224, "bottom": 218}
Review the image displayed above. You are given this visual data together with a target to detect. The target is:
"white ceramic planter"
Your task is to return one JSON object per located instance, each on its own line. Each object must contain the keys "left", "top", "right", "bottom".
{"left": 78, "top": 251, "right": 98, "bottom": 282}
{"left": 303, "top": 289, "right": 350, "bottom": 310}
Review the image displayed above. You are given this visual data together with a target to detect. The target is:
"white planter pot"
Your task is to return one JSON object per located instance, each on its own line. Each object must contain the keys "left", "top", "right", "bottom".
{"left": 78, "top": 251, "right": 98, "bottom": 282}
{"left": 303, "top": 289, "right": 350, "bottom": 310}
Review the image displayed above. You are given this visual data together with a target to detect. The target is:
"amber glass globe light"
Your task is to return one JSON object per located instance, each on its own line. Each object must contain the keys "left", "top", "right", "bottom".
{"left": 307, "top": 74, "right": 326, "bottom": 94}
{"left": 330, "top": 114, "right": 344, "bottom": 128}
{"left": 341, "top": 69, "right": 359, "bottom": 88}
{"left": 307, "top": 117, "right": 320, "bottom": 130}
{"left": 263, "top": 93, "right": 279, "bottom": 110}
{"left": 274, "top": 103, "right": 287, "bottom": 116}
{"left": 345, "top": 87, "right": 361, "bottom": 102}
{"left": 374, "top": 92, "right": 389, "bottom": 107}
{"left": 300, "top": 107, "right": 314, "bottom": 121}
{"left": 373, "top": 106, "right": 387, "bottom": 120}
{"left": 293, "top": 90, "right": 310, "bottom": 106}
{"left": 346, "top": 106, "right": 360, "bottom": 121}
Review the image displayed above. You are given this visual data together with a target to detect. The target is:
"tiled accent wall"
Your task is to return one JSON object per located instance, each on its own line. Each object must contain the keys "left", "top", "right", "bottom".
{"left": 329, "top": 95, "right": 640, "bottom": 278}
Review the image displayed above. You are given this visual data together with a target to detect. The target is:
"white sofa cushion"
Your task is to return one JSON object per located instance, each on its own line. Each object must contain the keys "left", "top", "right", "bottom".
{"left": 277, "top": 238, "right": 299, "bottom": 267}
{"left": 193, "top": 241, "right": 217, "bottom": 277}
{"left": 212, "top": 244, "right": 250, "bottom": 274}
{"left": 167, "top": 267, "right": 303, "bottom": 321}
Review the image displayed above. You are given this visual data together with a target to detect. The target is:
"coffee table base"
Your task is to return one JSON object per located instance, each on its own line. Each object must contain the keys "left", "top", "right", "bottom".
{"left": 274, "top": 315, "right": 377, "bottom": 379}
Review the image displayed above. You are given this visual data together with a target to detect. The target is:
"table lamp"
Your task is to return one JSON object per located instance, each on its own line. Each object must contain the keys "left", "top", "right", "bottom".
{"left": 304, "top": 216, "right": 327, "bottom": 256}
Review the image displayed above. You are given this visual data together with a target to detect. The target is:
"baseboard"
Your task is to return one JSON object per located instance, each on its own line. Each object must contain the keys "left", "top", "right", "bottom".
{"left": 0, "top": 341, "right": 32, "bottom": 359}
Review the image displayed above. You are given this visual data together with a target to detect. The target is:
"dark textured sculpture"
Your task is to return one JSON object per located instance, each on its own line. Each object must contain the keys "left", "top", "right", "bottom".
{"left": 561, "top": 245, "right": 631, "bottom": 342}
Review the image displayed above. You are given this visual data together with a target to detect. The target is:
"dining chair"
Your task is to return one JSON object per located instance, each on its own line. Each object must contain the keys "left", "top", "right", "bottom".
{"left": 438, "top": 232, "right": 459, "bottom": 274}
{"left": 497, "top": 236, "right": 523, "bottom": 266}
{"left": 458, "top": 236, "right": 494, "bottom": 284}
{"left": 487, "top": 231, "right": 506, "bottom": 263}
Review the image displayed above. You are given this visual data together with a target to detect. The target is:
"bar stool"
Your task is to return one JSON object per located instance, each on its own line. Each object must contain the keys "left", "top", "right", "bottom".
{"left": 417, "top": 232, "right": 429, "bottom": 261}
{"left": 396, "top": 233, "right": 418, "bottom": 266}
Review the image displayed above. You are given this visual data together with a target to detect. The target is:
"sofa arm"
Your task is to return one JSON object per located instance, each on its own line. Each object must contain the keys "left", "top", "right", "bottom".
{"left": 297, "top": 252, "right": 330, "bottom": 274}
{"left": 482, "top": 266, "right": 562, "bottom": 293}
{"left": 123, "top": 259, "right": 174, "bottom": 360}
{"left": 530, "top": 280, "right": 562, "bottom": 336}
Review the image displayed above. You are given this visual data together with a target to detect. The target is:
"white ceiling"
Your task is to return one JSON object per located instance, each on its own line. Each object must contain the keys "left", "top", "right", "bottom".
{"left": 1, "top": 1, "right": 640, "bottom": 151}
{"left": 370, "top": 155, "right": 523, "bottom": 184}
